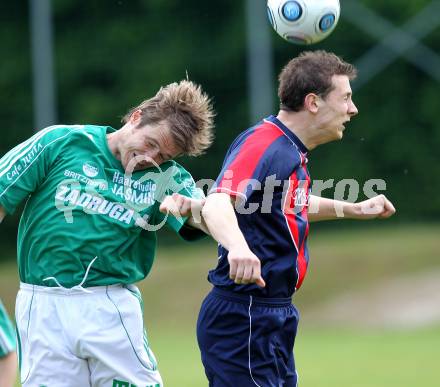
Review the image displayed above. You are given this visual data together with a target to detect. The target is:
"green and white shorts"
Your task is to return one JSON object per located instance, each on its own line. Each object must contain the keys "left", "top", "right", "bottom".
{"left": 16, "top": 283, "right": 162, "bottom": 387}
{"left": 0, "top": 298, "right": 16, "bottom": 358}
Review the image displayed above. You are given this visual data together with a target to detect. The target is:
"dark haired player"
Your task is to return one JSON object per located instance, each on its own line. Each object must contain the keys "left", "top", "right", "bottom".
{"left": 198, "top": 51, "right": 395, "bottom": 386}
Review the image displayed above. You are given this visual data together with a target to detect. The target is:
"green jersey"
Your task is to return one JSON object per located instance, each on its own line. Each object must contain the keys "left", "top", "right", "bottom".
{"left": 0, "top": 125, "right": 204, "bottom": 287}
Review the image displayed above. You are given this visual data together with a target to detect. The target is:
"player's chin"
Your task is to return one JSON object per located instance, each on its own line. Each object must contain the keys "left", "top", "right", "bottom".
{"left": 337, "top": 126, "right": 346, "bottom": 139}
{"left": 332, "top": 129, "right": 344, "bottom": 141}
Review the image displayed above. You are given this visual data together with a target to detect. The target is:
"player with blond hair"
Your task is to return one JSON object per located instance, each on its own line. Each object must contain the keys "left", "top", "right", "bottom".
{"left": 0, "top": 80, "right": 213, "bottom": 386}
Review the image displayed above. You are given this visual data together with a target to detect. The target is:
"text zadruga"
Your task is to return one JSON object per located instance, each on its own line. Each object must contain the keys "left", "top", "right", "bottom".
{"left": 55, "top": 166, "right": 194, "bottom": 231}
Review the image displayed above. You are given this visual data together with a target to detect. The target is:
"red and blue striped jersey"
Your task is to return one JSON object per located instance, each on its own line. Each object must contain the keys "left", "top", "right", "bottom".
{"left": 208, "top": 115, "right": 311, "bottom": 298}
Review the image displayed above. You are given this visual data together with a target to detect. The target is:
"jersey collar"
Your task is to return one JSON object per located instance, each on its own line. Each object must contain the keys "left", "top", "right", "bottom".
{"left": 265, "top": 115, "right": 309, "bottom": 154}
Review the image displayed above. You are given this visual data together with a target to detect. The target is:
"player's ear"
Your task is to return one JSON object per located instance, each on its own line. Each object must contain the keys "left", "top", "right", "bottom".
{"left": 129, "top": 109, "right": 143, "bottom": 125}
{"left": 304, "top": 93, "right": 320, "bottom": 114}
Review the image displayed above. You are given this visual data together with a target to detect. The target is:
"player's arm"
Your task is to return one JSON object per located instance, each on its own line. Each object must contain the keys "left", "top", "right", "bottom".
{"left": 0, "top": 206, "right": 5, "bottom": 223}
{"left": 185, "top": 211, "right": 209, "bottom": 235}
{"left": 159, "top": 193, "right": 209, "bottom": 234}
{"left": 0, "top": 126, "right": 68, "bottom": 217}
{"left": 201, "top": 192, "right": 265, "bottom": 287}
{"left": 308, "top": 194, "right": 396, "bottom": 222}
{"left": 0, "top": 351, "right": 17, "bottom": 387}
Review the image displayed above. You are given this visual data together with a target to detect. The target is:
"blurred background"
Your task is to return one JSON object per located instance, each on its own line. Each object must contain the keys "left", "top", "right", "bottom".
{"left": 0, "top": 0, "right": 439, "bottom": 385}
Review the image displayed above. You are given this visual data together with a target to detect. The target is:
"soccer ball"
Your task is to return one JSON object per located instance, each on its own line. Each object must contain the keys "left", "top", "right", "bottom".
{"left": 267, "top": 0, "right": 340, "bottom": 45}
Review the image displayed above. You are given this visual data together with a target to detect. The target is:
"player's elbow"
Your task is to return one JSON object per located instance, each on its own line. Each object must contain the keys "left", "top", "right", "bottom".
{"left": 202, "top": 193, "right": 234, "bottom": 224}
{"left": 201, "top": 195, "right": 217, "bottom": 224}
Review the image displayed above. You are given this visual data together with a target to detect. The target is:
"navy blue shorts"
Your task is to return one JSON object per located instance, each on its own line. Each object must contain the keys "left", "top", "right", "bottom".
{"left": 197, "top": 287, "right": 299, "bottom": 387}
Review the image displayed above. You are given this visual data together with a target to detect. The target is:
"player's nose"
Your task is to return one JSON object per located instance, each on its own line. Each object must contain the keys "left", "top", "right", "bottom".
{"left": 349, "top": 100, "right": 358, "bottom": 116}
{"left": 144, "top": 150, "right": 162, "bottom": 166}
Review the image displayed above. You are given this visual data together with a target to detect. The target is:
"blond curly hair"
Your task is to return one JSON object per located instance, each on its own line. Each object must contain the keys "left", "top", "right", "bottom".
{"left": 122, "top": 80, "right": 215, "bottom": 156}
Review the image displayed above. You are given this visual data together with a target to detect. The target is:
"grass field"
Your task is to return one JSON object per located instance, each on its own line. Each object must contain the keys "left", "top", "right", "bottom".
{"left": 1, "top": 223, "right": 439, "bottom": 386}
{"left": 150, "top": 327, "right": 440, "bottom": 387}
{"left": 9, "top": 327, "right": 440, "bottom": 386}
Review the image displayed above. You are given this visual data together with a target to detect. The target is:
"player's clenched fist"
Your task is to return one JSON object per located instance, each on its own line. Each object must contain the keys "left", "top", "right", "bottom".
{"left": 159, "top": 193, "right": 205, "bottom": 218}
{"left": 357, "top": 194, "right": 396, "bottom": 219}
{"left": 227, "top": 247, "right": 266, "bottom": 288}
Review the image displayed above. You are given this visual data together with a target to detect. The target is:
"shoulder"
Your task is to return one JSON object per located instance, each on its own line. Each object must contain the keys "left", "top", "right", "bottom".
{"left": 37, "top": 124, "right": 108, "bottom": 147}
{"left": 1, "top": 125, "right": 90, "bottom": 166}
{"left": 230, "top": 122, "right": 299, "bottom": 161}
{"left": 160, "top": 160, "right": 195, "bottom": 182}
{"left": 21, "top": 125, "right": 90, "bottom": 157}
{"left": 151, "top": 160, "right": 202, "bottom": 197}
{"left": 230, "top": 122, "right": 283, "bottom": 152}
{"left": 35, "top": 124, "right": 87, "bottom": 143}
{"left": 247, "top": 123, "right": 303, "bottom": 165}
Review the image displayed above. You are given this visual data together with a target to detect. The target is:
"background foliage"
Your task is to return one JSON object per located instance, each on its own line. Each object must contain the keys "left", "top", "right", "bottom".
{"left": 0, "top": 0, "right": 439, "bottom": 250}
{"left": 1, "top": 2, "right": 439, "bottom": 386}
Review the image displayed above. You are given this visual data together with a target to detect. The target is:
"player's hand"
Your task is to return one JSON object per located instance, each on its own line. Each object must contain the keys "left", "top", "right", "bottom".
{"left": 227, "top": 247, "right": 266, "bottom": 288}
{"left": 356, "top": 194, "right": 396, "bottom": 219}
{"left": 159, "top": 193, "right": 205, "bottom": 218}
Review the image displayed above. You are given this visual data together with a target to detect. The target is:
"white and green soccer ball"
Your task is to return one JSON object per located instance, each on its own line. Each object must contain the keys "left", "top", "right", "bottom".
{"left": 266, "top": 0, "right": 341, "bottom": 45}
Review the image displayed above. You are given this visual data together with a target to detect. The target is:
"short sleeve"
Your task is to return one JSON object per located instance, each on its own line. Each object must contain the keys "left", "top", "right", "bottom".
{"left": 210, "top": 127, "right": 290, "bottom": 201}
{"left": 0, "top": 125, "right": 77, "bottom": 214}
{"left": 154, "top": 161, "right": 206, "bottom": 241}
